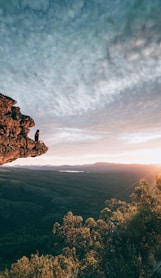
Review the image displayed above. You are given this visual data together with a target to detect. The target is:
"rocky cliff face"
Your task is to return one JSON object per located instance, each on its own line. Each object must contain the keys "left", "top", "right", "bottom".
{"left": 0, "top": 93, "right": 48, "bottom": 165}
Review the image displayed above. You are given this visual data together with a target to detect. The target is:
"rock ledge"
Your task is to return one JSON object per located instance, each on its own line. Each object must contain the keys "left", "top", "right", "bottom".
{"left": 0, "top": 93, "right": 48, "bottom": 165}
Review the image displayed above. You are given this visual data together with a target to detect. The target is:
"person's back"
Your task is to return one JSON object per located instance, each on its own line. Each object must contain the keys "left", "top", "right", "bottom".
{"left": 35, "top": 129, "right": 39, "bottom": 142}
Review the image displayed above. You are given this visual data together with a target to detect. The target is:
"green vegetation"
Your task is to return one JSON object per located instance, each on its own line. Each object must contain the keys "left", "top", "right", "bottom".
{"left": 1, "top": 172, "right": 161, "bottom": 277}
{"left": 1, "top": 165, "right": 155, "bottom": 269}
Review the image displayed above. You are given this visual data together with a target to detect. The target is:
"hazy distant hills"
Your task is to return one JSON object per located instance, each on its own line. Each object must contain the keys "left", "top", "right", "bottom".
{"left": 9, "top": 162, "right": 161, "bottom": 174}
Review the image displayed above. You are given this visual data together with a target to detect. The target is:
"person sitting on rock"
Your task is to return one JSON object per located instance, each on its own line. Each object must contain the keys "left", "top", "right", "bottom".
{"left": 35, "top": 129, "right": 39, "bottom": 143}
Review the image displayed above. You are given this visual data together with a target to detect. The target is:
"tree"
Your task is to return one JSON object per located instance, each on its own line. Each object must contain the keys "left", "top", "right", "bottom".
{"left": 0, "top": 253, "right": 79, "bottom": 278}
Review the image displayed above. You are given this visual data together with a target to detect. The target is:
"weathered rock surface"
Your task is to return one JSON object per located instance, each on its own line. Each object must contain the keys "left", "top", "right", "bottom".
{"left": 0, "top": 93, "right": 48, "bottom": 165}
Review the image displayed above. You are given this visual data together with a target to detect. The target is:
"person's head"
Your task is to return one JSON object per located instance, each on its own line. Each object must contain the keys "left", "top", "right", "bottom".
{"left": 37, "top": 130, "right": 39, "bottom": 133}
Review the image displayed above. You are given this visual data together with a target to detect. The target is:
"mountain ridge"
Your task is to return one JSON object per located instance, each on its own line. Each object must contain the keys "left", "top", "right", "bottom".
{"left": 6, "top": 162, "right": 161, "bottom": 173}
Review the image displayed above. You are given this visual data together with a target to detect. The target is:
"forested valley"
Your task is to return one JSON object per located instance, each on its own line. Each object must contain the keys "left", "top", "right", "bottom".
{"left": 1, "top": 170, "right": 161, "bottom": 277}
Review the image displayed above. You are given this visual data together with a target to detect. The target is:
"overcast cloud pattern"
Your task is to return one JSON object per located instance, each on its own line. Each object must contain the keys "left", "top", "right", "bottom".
{"left": 1, "top": 0, "right": 161, "bottom": 165}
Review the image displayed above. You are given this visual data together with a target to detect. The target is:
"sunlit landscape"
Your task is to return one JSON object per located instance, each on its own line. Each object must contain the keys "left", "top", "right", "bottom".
{"left": 1, "top": 0, "right": 161, "bottom": 277}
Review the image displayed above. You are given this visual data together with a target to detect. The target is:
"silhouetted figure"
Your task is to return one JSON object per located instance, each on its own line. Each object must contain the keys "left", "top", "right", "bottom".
{"left": 35, "top": 130, "right": 39, "bottom": 143}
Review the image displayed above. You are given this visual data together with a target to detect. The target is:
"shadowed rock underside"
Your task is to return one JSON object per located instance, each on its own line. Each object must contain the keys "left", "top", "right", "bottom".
{"left": 0, "top": 93, "right": 48, "bottom": 165}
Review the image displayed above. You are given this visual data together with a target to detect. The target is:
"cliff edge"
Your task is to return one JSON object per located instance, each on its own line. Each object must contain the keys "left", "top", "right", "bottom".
{"left": 0, "top": 93, "right": 48, "bottom": 165}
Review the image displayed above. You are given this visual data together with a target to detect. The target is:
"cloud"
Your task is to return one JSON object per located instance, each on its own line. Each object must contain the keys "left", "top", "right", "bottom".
{"left": 0, "top": 0, "right": 161, "bottom": 164}
{"left": 46, "top": 128, "right": 105, "bottom": 146}
{"left": 124, "top": 133, "right": 161, "bottom": 144}
{"left": 0, "top": 1, "right": 161, "bottom": 116}
{"left": 21, "top": 0, "right": 50, "bottom": 11}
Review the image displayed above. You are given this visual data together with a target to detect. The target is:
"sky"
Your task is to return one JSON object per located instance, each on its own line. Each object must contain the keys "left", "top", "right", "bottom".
{"left": 1, "top": 0, "right": 161, "bottom": 166}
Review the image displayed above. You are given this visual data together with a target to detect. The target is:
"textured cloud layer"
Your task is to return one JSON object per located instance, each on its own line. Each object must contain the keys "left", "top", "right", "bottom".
{"left": 0, "top": 0, "right": 161, "bottom": 164}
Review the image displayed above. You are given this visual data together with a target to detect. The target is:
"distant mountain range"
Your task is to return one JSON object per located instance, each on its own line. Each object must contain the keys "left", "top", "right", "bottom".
{"left": 5, "top": 162, "right": 161, "bottom": 173}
